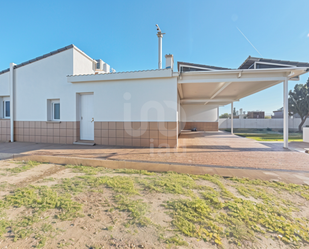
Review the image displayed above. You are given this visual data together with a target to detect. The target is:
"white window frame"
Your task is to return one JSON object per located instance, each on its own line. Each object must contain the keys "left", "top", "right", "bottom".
{"left": 3, "top": 97, "right": 10, "bottom": 119}
{"left": 51, "top": 100, "right": 60, "bottom": 121}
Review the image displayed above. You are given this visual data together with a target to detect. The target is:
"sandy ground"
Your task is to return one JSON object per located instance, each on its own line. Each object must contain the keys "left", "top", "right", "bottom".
{"left": 0, "top": 160, "right": 309, "bottom": 249}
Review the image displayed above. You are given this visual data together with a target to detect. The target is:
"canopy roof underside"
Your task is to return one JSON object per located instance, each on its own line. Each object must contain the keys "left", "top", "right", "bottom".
{"left": 178, "top": 67, "right": 309, "bottom": 106}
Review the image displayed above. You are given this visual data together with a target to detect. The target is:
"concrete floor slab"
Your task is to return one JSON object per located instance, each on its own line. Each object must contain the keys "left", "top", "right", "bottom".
{"left": 1, "top": 131, "right": 309, "bottom": 184}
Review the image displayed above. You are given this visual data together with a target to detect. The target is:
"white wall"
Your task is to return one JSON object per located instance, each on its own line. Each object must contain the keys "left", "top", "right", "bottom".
{"left": 73, "top": 49, "right": 95, "bottom": 75}
{"left": 180, "top": 105, "right": 218, "bottom": 122}
{"left": 72, "top": 77, "right": 178, "bottom": 121}
{"left": 303, "top": 127, "right": 309, "bottom": 142}
{"left": 0, "top": 72, "right": 10, "bottom": 96}
{"left": 219, "top": 118, "right": 309, "bottom": 130}
{"left": 14, "top": 48, "right": 74, "bottom": 121}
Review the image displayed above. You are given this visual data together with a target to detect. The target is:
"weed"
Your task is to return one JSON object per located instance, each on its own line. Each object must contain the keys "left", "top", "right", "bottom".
{"left": 200, "top": 186, "right": 223, "bottom": 209}
{"left": 115, "top": 194, "right": 151, "bottom": 226}
{"left": 165, "top": 234, "right": 188, "bottom": 246}
{"left": 115, "top": 168, "right": 156, "bottom": 175}
{"left": 13, "top": 228, "right": 34, "bottom": 242}
{"left": 66, "top": 165, "right": 111, "bottom": 175}
{"left": 138, "top": 172, "right": 197, "bottom": 196}
{"left": 165, "top": 198, "right": 223, "bottom": 245}
{"left": 230, "top": 177, "right": 309, "bottom": 201}
{"left": 54, "top": 178, "right": 88, "bottom": 194}
{"left": 6, "top": 161, "right": 41, "bottom": 174}
{"left": 43, "top": 177, "right": 55, "bottom": 182}
{"left": 41, "top": 223, "right": 53, "bottom": 233}
{"left": 195, "top": 174, "right": 235, "bottom": 199}
{"left": 0, "top": 219, "right": 10, "bottom": 238}
{"left": 35, "top": 234, "right": 47, "bottom": 248}
{"left": 4, "top": 186, "right": 82, "bottom": 220}
{"left": 56, "top": 175, "right": 139, "bottom": 195}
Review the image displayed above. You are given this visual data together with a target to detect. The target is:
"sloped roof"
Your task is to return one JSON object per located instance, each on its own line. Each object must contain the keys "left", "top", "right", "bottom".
{"left": 0, "top": 44, "right": 74, "bottom": 75}
{"left": 178, "top": 61, "right": 232, "bottom": 72}
{"left": 239, "top": 56, "right": 309, "bottom": 69}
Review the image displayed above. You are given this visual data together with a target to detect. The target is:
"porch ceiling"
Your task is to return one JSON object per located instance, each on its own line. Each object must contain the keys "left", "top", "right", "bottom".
{"left": 178, "top": 67, "right": 309, "bottom": 106}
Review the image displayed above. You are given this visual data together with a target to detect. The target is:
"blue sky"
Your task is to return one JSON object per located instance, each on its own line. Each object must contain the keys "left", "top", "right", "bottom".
{"left": 1, "top": 0, "right": 309, "bottom": 115}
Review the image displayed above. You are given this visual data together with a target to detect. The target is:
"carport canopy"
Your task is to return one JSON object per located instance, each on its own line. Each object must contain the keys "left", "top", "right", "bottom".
{"left": 177, "top": 59, "right": 309, "bottom": 148}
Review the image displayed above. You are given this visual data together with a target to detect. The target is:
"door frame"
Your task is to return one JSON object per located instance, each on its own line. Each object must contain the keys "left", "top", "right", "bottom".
{"left": 78, "top": 92, "right": 94, "bottom": 141}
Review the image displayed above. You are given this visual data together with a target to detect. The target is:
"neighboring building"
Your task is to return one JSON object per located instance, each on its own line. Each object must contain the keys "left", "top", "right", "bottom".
{"left": 272, "top": 107, "right": 284, "bottom": 118}
{"left": 0, "top": 46, "right": 309, "bottom": 148}
{"left": 247, "top": 111, "right": 265, "bottom": 119}
{"left": 272, "top": 107, "right": 301, "bottom": 119}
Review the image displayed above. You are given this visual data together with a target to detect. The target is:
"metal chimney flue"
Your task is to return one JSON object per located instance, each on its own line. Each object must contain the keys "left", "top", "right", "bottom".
{"left": 156, "top": 24, "right": 165, "bottom": 69}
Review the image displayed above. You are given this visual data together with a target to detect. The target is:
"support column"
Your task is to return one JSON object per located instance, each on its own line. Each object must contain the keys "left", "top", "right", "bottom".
{"left": 283, "top": 78, "right": 289, "bottom": 148}
{"left": 231, "top": 102, "right": 234, "bottom": 135}
{"left": 9, "top": 63, "right": 15, "bottom": 143}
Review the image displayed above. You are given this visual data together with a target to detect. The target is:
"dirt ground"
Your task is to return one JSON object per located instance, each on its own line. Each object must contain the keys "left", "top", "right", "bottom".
{"left": 0, "top": 160, "right": 309, "bottom": 249}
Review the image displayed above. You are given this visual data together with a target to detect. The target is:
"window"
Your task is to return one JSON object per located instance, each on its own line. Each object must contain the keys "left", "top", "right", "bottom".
{"left": 3, "top": 99, "right": 10, "bottom": 118}
{"left": 52, "top": 100, "right": 60, "bottom": 120}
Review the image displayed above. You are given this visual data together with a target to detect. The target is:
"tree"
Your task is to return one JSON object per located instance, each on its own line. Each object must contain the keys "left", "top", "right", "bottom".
{"left": 288, "top": 82, "right": 309, "bottom": 132}
{"left": 219, "top": 113, "right": 229, "bottom": 118}
{"left": 233, "top": 107, "right": 237, "bottom": 116}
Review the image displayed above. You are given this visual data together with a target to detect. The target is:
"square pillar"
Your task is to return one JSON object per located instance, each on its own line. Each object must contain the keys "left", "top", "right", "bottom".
{"left": 9, "top": 63, "right": 15, "bottom": 143}
{"left": 231, "top": 102, "right": 234, "bottom": 134}
{"left": 283, "top": 78, "right": 289, "bottom": 148}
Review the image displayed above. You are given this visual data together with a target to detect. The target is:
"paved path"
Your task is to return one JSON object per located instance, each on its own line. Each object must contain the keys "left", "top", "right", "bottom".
{"left": 1, "top": 131, "right": 309, "bottom": 183}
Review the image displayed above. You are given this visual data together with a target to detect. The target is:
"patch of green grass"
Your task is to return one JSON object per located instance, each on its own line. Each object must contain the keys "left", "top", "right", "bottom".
{"left": 163, "top": 174, "right": 309, "bottom": 247}
{"left": 0, "top": 217, "right": 10, "bottom": 238}
{"left": 165, "top": 234, "right": 188, "bottom": 246}
{"left": 59, "top": 175, "right": 139, "bottom": 195}
{"left": 230, "top": 177, "right": 309, "bottom": 201}
{"left": 3, "top": 186, "right": 82, "bottom": 221}
{"left": 138, "top": 172, "right": 198, "bottom": 196}
{"left": 195, "top": 174, "right": 235, "bottom": 199}
{"left": 66, "top": 165, "right": 111, "bottom": 175}
{"left": 236, "top": 133, "right": 302, "bottom": 141}
{"left": 1, "top": 162, "right": 309, "bottom": 248}
{"left": 7, "top": 161, "right": 41, "bottom": 174}
{"left": 115, "top": 194, "right": 151, "bottom": 227}
{"left": 200, "top": 186, "right": 223, "bottom": 209}
{"left": 35, "top": 234, "right": 47, "bottom": 248}
{"left": 115, "top": 168, "right": 156, "bottom": 175}
{"left": 43, "top": 177, "right": 55, "bottom": 182}
{"left": 164, "top": 198, "right": 223, "bottom": 245}
{"left": 54, "top": 178, "right": 88, "bottom": 194}
{"left": 13, "top": 227, "right": 34, "bottom": 242}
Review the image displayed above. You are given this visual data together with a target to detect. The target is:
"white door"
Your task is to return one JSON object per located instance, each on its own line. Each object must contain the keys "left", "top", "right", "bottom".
{"left": 80, "top": 94, "right": 94, "bottom": 140}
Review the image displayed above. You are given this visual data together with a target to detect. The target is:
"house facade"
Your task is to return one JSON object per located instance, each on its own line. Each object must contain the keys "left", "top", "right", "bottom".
{"left": 0, "top": 45, "right": 218, "bottom": 147}
{"left": 1, "top": 46, "right": 308, "bottom": 148}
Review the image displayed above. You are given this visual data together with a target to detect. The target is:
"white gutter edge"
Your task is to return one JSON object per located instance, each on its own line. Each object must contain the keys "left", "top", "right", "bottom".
{"left": 67, "top": 69, "right": 174, "bottom": 83}
{"left": 180, "top": 67, "right": 309, "bottom": 76}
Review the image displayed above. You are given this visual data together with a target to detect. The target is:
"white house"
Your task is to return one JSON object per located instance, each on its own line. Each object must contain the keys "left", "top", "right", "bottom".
{"left": 0, "top": 45, "right": 308, "bottom": 148}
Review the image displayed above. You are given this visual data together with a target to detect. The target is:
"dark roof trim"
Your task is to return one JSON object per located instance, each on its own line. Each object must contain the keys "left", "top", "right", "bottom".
{"left": 0, "top": 45, "right": 74, "bottom": 75}
{"left": 178, "top": 61, "right": 232, "bottom": 72}
{"left": 239, "top": 56, "right": 309, "bottom": 69}
{"left": 0, "top": 68, "right": 9, "bottom": 75}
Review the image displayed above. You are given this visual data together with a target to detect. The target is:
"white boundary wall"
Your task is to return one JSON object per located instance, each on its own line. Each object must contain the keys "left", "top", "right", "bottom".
{"left": 219, "top": 118, "right": 309, "bottom": 130}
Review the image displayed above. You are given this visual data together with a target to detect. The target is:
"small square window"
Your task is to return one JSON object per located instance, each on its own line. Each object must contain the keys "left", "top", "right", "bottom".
{"left": 47, "top": 99, "right": 60, "bottom": 121}
{"left": 52, "top": 101, "right": 60, "bottom": 121}
{"left": 4, "top": 100, "right": 10, "bottom": 118}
